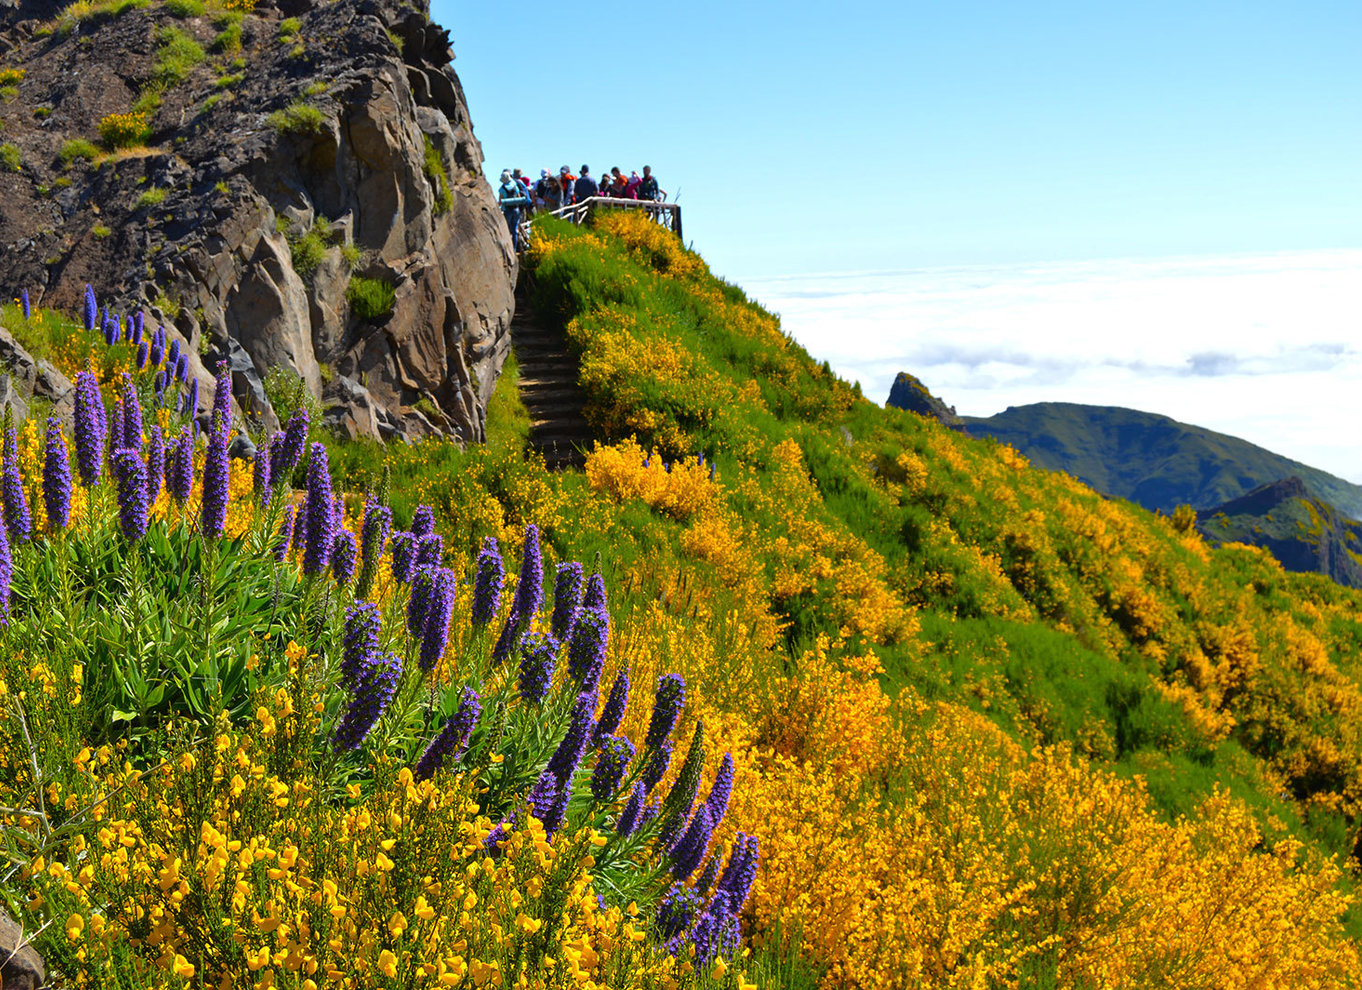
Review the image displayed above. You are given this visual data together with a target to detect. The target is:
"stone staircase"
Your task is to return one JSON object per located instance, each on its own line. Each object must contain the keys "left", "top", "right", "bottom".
{"left": 511, "top": 291, "right": 593, "bottom": 470}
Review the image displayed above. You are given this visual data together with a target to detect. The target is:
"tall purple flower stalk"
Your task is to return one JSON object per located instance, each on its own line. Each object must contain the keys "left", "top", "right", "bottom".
{"left": 406, "top": 567, "right": 434, "bottom": 638}
{"left": 275, "top": 505, "right": 295, "bottom": 562}
{"left": 645, "top": 674, "right": 686, "bottom": 751}
{"left": 419, "top": 568, "right": 456, "bottom": 672}
{"left": 333, "top": 651, "right": 401, "bottom": 752}
{"left": 509, "top": 523, "right": 543, "bottom": 619}
{"left": 72, "top": 372, "right": 105, "bottom": 487}
{"left": 111, "top": 449, "right": 149, "bottom": 541}
{"left": 133, "top": 310, "right": 143, "bottom": 343}
{"left": 389, "top": 531, "right": 416, "bottom": 584}
{"left": 331, "top": 529, "right": 358, "bottom": 585}
{"left": 710, "top": 834, "right": 760, "bottom": 916}
{"left": 704, "top": 753, "right": 735, "bottom": 826}
{"left": 668, "top": 803, "right": 714, "bottom": 881}
{"left": 2, "top": 424, "right": 31, "bottom": 544}
{"left": 641, "top": 741, "right": 673, "bottom": 795}
{"left": 591, "top": 667, "right": 630, "bottom": 747}
{"left": 269, "top": 408, "right": 308, "bottom": 488}
{"left": 252, "top": 446, "right": 271, "bottom": 506}
{"left": 42, "top": 418, "right": 71, "bottom": 532}
{"left": 169, "top": 428, "right": 193, "bottom": 505}
{"left": 551, "top": 562, "right": 584, "bottom": 641}
{"left": 545, "top": 691, "right": 594, "bottom": 786}
{"left": 517, "top": 631, "right": 557, "bottom": 706}
{"left": 566, "top": 601, "right": 608, "bottom": 695}
{"left": 153, "top": 369, "right": 168, "bottom": 405}
{"left": 591, "top": 736, "right": 635, "bottom": 802}
{"left": 410, "top": 504, "right": 435, "bottom": 538}
{"left": 342, "top": 601, "right": 382, "bottom": 685}
{"left": 413, "top": 687, "right": 481, "bottom": 781}
{"left": 301, "top": 443, "right": 334, "bottom": 575}
{"left": 135, "top": 342, "right": 148, "bottom": 370}
{"left": 582, "top": 571, "right": 607, "bottom": 613}
{"left": 121, "top": 375, "right": 142, "bottom": 452}
{"left": 617, "top": 784, "right": 646, "bottom": 837}
{"left": 145, "top": 427, "right": 164, "bottom": 506}
{"left": 149, "top": 339, "right": 164, "bottom": 369}
{"left": 20, "top": 289, "right": 30, "bottom": 322}
{"left": 356, "top": 500, "right": 391, "bottom": 599}
{"left": 0, "top": 498, "right": 10, "bottom": 623}
{"left": 471, "top": 536, "right": 503, "bottom": 627}
{"left": 200, "top": 420, "right": 230, "bottom": 538}
{"left": 83, "top": 285, "right": 97, "bottom": 332}
{"left": 416, "top": 533, "right": 442, "bottom": 570}
{"left": 525, "top": 772, "right": 565, "bottom": 835}
{"left": 167, "top": 338, "right": 180, "bottom": 368}
{"left": 211, "top": 360, "right": 231, "bottom": 426}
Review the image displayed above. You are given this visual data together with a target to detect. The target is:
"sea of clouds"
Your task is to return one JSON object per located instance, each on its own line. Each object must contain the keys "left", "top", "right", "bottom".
{"left": 744, "top": 249, "right": 1362, "bottom": 483}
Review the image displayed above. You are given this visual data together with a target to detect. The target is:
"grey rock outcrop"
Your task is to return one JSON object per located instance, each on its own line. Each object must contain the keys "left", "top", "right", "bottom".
{"left": 886, "top": 372, "right": 964, "bottom": 430}
{"left": 0, "top": 905, "right": 45, "bottom": 990}
{"left": 0, "top": 0, "right": 515, "bottom": 442}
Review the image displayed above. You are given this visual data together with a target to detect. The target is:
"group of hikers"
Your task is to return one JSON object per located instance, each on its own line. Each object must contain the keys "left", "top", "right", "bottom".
{"left": 496, "top": 165, "right": 667, "bottom": 249}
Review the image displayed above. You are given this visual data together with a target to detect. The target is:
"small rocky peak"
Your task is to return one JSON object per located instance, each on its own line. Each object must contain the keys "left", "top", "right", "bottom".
{"left": 1206, "top": 476, "right": 1310, "bottom": 518}
{"left": 886, "top": 371, "right": 964, "bottom": 430}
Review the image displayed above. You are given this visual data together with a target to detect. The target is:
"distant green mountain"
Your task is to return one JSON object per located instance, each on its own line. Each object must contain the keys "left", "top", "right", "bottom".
{"left": 953, "top": 402, "right": 1362, "bottom": 519}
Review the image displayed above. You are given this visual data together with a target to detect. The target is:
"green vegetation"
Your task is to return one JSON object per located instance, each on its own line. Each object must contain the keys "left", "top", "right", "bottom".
{"left": 267, "top": 99, "right": 326, "bottom": 135}
{"left": 277, "top": 15, "right": 300, "bottom": 41}
{"left": 346, "top": 275, "right": 396, "bottom": 320}
{"left": 91, "top": 223, "right": 111, "bottom": 239}
{"left": 58, "top": 138, "right": 100, "bottom": 167}
{"left": 0, "top": 142, "right": 20, "bottom": 172}
{"left": 135, "top": 186, "right": 167, "bottom": 208}
{"left": 32, "top": 106, "right": 51, "bottom": 119}
{"left": 285, "top": 216, "right": 331, "bottom": 282}
{"left": 211, "top": 10, "right": 243, "bottom": 52}
{"left": 214, "top": 71, "right": 244, "bottom": 88}
{"left": 132, "top": 25, "right": 206, "bottom": 116}
{"left": 52, "top": 0, "right": 147, "bottom": 33}
{"left": 484, "top": 348, "right": 531, "bottom": 456}
{"left": 162, "top": 0, "right": 203, "bottom": 16}
{"left": 423, "top": 134, "right": 452, "bottom": 215}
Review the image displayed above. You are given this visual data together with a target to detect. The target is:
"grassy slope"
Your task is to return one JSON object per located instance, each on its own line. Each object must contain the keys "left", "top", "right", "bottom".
{"left": 958, "top": 401, "right": 1362, "bottom": 518}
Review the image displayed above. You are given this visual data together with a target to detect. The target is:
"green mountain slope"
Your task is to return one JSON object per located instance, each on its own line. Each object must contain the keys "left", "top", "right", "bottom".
{"left": 954, "top": 401, "right": 1362, "bottom": 518}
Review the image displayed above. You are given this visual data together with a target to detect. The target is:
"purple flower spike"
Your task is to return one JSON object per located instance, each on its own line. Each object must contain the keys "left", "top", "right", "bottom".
{"left": 641, "top": 741, "right": 673, "bottom": 795}
{"left": 301, "top": 443, "right": 334, "bottom": 575}
{"left": 169, "top": 428, "right": 193, "bottom": 505}
{"left": 183, "top": 377, "right": 199, "bottom": 421}
{"left": 145, "top": 426, "right": 164, "bottom": 507}
{"left": 83, "top": 285, "right": 97, "bottom": 332}
{"left": 389, "top": 531, "right": 416, "bottom": 584}
{"left": 669, "top": 803, "right": 714, "bottom": 881}
{"left": 516, "top": 631, "right": 557, "bottom": 706}
{"left": 617, "top": 783, "right": 645, "bottom": 837}
{"left": 333, "top": 651, "right": 401, "bottom": 752}
{"left": 525, "top": 771, "right": 564, "bottom": 835}
{"left": 567, "top": 600, "right": 608, "bottom": 695}
{"left": 704, "top": 754, "right": 735, "bottom": 828}
{"left": 149, "top": 340, "right": 164, "bottom": 368}
{"left": 360, "top": 500, "right": 390, "bottom": 564}
{"left": 111, "top": 448, "right": 149, "bottom": 541}
{"left": 72, "top": 372, "right": 106, "bottom": 487}
{"left": 174, "top": 353, "right": 188, "bottom": 383}
{"left": 419, "top": 568, "right": 456, "bottom": 672}
{"left": 253, "top": 446, "right": 270, "bottom": 506}
{"left": 275, "top": 504, "right": 295, "bottom": 562}
{"left": 510, "top": 523, "right": 543, "bottom": 620}
{"left": 42, "top": 418, "right": 71, "bottom": 532}
{"left": 711, "top": 834, "right": 760, "bottom": 916}
{"left": 167, "top": 338, "right": 180, "bottom": 367}
{"left": 331, "top": 529, "right": 358, "bottom": 585}
{"left": 410, "top": 504, "right": 435, "bottom": 538}
{"left": 591, "top": 667, "right": 630, "bottom": 748}
{"left": 133, "top": 310, "right": 143, "bottom": 343}
{"left": 154, "top": 369, "right": 168, "bottom": 404}
{"left": 211, "top": 360, "right": 231, "bottom": 427}
{"left": 135, "top": 342, "right": 148, "bottom": 370}
{"left": 103, "top": 318, "right": 117, "bottom": 347}
{"left": 406, "top": 566, "right": 434, "bottom": 638}
{"left": 656, "top": 883, "right": 701, "bottom": 942}
{"left": 551, "top": 562, "right": 584, "bottom": 642}
{"left": 20, "top": 289, "right": 30, "bottom": 322}
{"left": 416, "top": 533, "right": 442, "bottom": 570}
{"left": 200, "top": 419, "right": 230, "bottom": 538}
{"left": 121, "top": 375, "right": 142, "bottom": 452}
{"left": 591, "top": 736, "right": 634, "bottom": 802}
{"left": 645, "top": 674, "right": 686, "bottom": 751}
{"left": 413, "top": 687, "right": 482, "bottom": 781}
{"left": 0, "top": 499, "right": 10, "bottom": 623}
{"left": 582, "top": 571, "right": 607, "bottom": 612}
{"left": 690, "top": 906, "right": 742, "bottom": 971}
{"left": 342, "top": 601, "right": 381, "bottom": 685}
{"left": 3, "top": 424, "right": 31, "bottom": 544}
{"left": 546, "top": 691, "right": 594, "bottom": 786}
{"left": 470, "top": 536, "right": 503, "bottom": 627}
{"left": 269, "top": 408, "right": 308, "bottom": 487}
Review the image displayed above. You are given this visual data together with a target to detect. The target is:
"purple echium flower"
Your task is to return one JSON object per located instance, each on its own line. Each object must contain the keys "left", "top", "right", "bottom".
{"left": 149, "top": 340, "right": 164, "bottom": 368}
{"left": 121, "top": 375, "right": 142, "bottom": 452}
{"left": 211, "top": 360, "right": 231, "bottom": 427}
{"left": 509, "top": 524, "right": 543, "bottom": 620}
{"left": 415, "top": 533, "right": 442, "bottom": 570}
{"left": 18, "top": 289, "right": 29, "bottom": 322}
{"left": 72, "top": 372, "right": 106, "bottom": 487}
{"left": 641, "top": 741, "right": 672, "bottom": 795}
{"left": 146, "top": 427, "right": 164, "bottom": 506}
{"left": 483, "top": 822, "right": 510, "bottom": 857}
{"left": 690, "top": 906, "right": 742, "bottom": 971}
{"left": 361, "top": 500, "right": 390, "bottom": 561}
{"left": 413, "top": 687, "right": 481, "bottom": 781}
{"left": 656, "top": 883, "right": 701, "bottom": 942}
{"left": 550, "top": 562, "right": 584, "bottom": 641}
{"left": 490, "top": 609, "right": 517, "bottom": 667}
{"left": 331, "top": 529, "right": 358, "bottom": 585}
{"left": 566, "top": 600, "right": 608, "bottom": 695}
{"left": 83, "top": 285, "right": 97, "bottom": 331}
{"left": 616, "top": 783, "right": 645, "bottom": 837}
{"left": 274, "top": 505, "right": 295, "bottom": 562}
{"left": 516, "top": 631, "right": 557, "bottom": 706}
{"left": 135, "top": 342, "right": 148, "bottom": 370}
{"left": 389, "top": 531, "right": 416, "bottom": 584}
{"left": 704, "top": 753, "right": 735, "bottom": 828}
{"left": 153, "top": 369, "right": 167, "bottom": 405}
{"left": 252, "top": 446, "right": 271, "bottom": 506}
{"left": 174, "top": 353, "right": 188, "bottom": 383}
{"left": 103, "top": 318, "right": 116, "bottom": 347}
{"left": 133, "top": 310, "right": 143, "bottom": 343}
{"left": 42, "top": 418, "right": 71, "bottom": 531}
{"left": 270, "top": 408, "right": 308, "bottom": 486}
{"left": 200, "top": 420, "right": 229, "bottom": 538}
{"left": 0, "top": 496, "right": 10, "bottom": 622}
{"left": 525, "top": 771, "right": 563, "bottom": 834}
{"left": 581, "top": 571, "right": 606, "bottom": 613}
{"left": 111, "top": 449, "right": 149, "bottom": 541}
{"left": 333, "top": 651, "right": 401, "bottom": 752}
{"left": 107, "top": 397, "right": 123, "bottom": 453}
{"left": 546, "top": 692, "right": 594, "bottom": 786}
{"left": 591, "top": 667, "right": 630, "bottom": 748}
{"left": 406, "top": 566, "right": 434, "bottom": 638}
{"left": 167, "top": 337, "right": 180, "bottom": 368}
{"left": 182, "top": 377, "right": 199, "bottom": 421}
{"left": 410, "top": 504, "right": 435, "bottom": 538}
{"left": 2, "top": 424, "right": 31, "bottom": 544}
{"left": 419, "top": 568, "right": 456, "bottom": 672}
{"left": 669, "top": 803, "right": 714, "bottom": 881}
{"left": 645, "top": 674, "right": 686, "bottom": 751}
{"left": 470, "top": 536, "right": 503, "bottom": 627}
{"left": 591, "top": 736, "right": 634, "bottom": 802}
{"left": 301, "top": 443, "right": 334, "bottom": 575}
{"left": 169, "top": 428, "right": 193, "bottom": 505}
{"left": 711, "top": 834, "right": 760, "bottom": 917}
{"left": 638, "top": 801, "right": 660, "bottom": 832}
{"left": 341, "top": 601, "right": 381, "bottom": 685}
{"left": 696, "top": 849, "right": 721, "bottom": 897}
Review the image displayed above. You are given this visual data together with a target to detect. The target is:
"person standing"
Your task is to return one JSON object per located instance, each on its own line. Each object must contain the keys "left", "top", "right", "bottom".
{"left": 574, "top": 165, "right": 598, "bottom": 202}
{"left": 498, "top": 169, "right": 529, "bottom": 250}
{"left": 559, "top": 165, "right": 577, "bottom": 206}
{"left": 639, "top": 165, "right": 664, "bottom": 201}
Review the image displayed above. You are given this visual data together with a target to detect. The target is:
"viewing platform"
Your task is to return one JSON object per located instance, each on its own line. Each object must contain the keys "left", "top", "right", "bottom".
{"left": 518, "top": 196, "right": 682, "bottom": 251}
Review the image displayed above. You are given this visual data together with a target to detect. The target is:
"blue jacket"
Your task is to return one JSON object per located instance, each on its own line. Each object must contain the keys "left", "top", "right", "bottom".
{"left": 498, "top": 180, "right": 528, "bottom": 209}
{"left": 574, "top": 175, "right": 599, "bottom": 201}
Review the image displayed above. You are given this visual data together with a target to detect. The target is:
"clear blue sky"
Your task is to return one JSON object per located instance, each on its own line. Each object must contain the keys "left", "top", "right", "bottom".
{"left": 435, "top": 0, "right": 1361, "bottom": 280}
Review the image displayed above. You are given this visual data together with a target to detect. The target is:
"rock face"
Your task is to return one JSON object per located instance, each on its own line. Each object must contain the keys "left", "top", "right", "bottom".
{"left": 0, "top": 0, "right": 515, "bottom": 441}
{"left": 885, "top": 372, "right": 964, "bottom": 430}
{"left": 0, "top": 905, "right": 45, "bottom": 990}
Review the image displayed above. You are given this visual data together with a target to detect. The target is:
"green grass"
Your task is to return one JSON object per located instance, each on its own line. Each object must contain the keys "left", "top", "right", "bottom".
{"left": 91, "top": 224, "right": 111, "bottom": 239}
{"left": 423, "top": 135, "right": 452, "bottom": 216}
{"left": 286, "top": 217, "right": 331, "bottom": 282}
{"left": 346, "top": 276, "right": 396, "bottom": 320}
{"left": 211, "top": 12, "right": 243, "bottom": 53}
{"left": 53, "top": 0, "right": 147, "bottom": 32}
{"left": 136, "top": 186, "right": 167, "bottom": 208}
{"left": 0, "top": 142, "right": 20, "bottom": 172}
{"left": 58, "top": 138, "right": 100, "bottom": 167}
{"left": 162, "top": 0, "right": 203, "bottom": 15}
{"left": 268, "top": 100, "right": 326, "bottom": 136}
{"left": 277, "top": 16, "right": 301, "bottom": 41}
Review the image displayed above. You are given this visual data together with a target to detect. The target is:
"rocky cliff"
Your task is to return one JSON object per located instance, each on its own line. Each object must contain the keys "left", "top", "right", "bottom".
{"left": 0, "top": 0, "right": 515, "bottom": 440}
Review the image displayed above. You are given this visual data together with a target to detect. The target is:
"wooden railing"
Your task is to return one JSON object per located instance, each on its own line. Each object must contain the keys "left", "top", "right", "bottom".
{"left": 517, "top": 197, "right": 681, "bottom": 251}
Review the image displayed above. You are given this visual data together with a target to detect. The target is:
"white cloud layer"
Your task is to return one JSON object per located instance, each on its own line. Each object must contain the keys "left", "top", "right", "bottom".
{"left": 743, "top": 250, "right": 1362, "bottom": 483}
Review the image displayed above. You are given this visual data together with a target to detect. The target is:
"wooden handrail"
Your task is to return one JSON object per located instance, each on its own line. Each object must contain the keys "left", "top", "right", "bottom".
{"left": 515, "top": 197, "right": 681, "bottom": 252}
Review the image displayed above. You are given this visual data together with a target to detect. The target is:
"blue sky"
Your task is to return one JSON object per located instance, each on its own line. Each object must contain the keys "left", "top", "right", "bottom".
{"left": 436, "top": 1, "right": 1362, "bottom": 482}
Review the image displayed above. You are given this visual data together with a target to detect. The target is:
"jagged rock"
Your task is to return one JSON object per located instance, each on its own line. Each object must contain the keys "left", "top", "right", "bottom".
{"left": 0, "top": 325, "right": 74, "bottom": 416}
{"left": 886, "top": 372, "right": 965, "bottom": 430}
{"left": 0, "top": 0, "right": 514, "bottom": 444}
{"left": 0, "top": 905, "right": 45, "bottom": 990}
